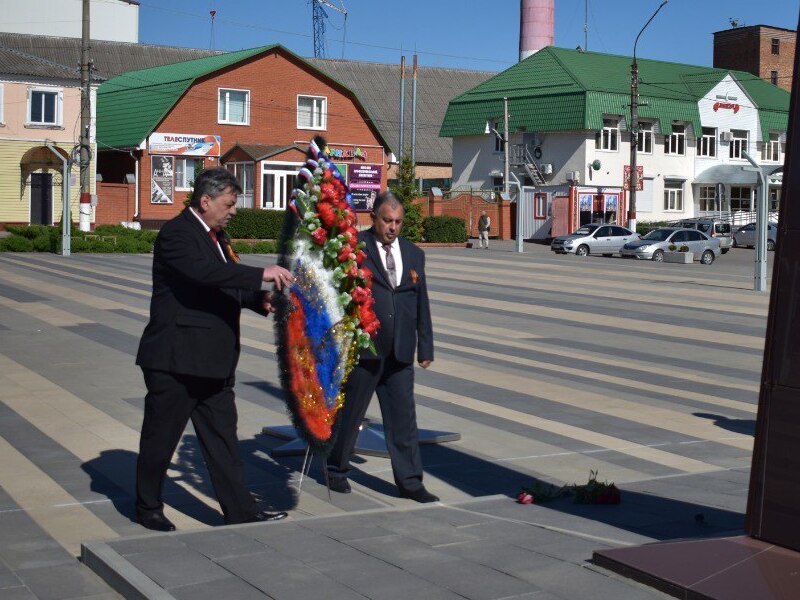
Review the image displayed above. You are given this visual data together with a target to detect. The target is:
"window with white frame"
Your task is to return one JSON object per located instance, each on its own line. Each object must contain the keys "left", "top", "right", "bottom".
{"left": 297, "top": 95, "right": 327, "bottom": 130}
{"left": 595, "top": 118, "right": 619, "bottom": 151}
{"left": 637, "top": 122, "right": 653, "bottom": 153}
{"left": 28, "top": 88, "right": 62, "bottom": 126}
{"left": 729, "top": 129, "right": 748, "bottom": 159}
{"left": 534, "top": 192, "right": 548, "bottom": 219}
{"left": 698, "top": 127, "right": 716, "bottom": 157}
{"left": 764, "top": 132, "right": 782, "bottom": 162}
{"left": 218, "top": 88, "right": 249, "bottom": 124}
{"left": 664, "top": 124, "right": 685, "bottom": 155}
{"left": 698, "top": 185, "right": 717, "bottom": 212}
{"left": 175, "top": 158, "right": 201, "bottom": 190}
{"left": 663, "top": 181, "right": 683, "bottom": 211}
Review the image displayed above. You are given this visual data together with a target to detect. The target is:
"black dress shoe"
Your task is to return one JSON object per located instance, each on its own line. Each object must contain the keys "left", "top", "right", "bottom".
{"left": 399, "top": 487, "right": 439, "bottom": 503}
{"left": 137, "top": 512, "right": 176, "bottom": 532}
{"left": 244, "top": 511, "right": 288, "bottom": 523}
{"left": 328, "top": 477, "right": 352, "bottom": 494}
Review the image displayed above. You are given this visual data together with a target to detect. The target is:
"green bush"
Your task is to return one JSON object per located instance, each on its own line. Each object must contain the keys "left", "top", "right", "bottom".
{"left": 422, "top": 216, "right": 468, "bottom": 243}
{"left": 5, "top": 224, "right": 54, "bottom": 239}
{"left": 232, "top": 241, "right": 253, "bottom": 254}
{"left": 251, "top": 241, "right": 277, "bottom": 254}
{"left": 116, "top": 238, "right": 152, "bottom": 253}
{"left": 637, "top": 221, "right": 668, "bottom": 236}
{"left": 32, "top": 234, "right": 58, "bottom": 252}
{"left": 226, "top": 209, "right": 285, "bottom": 239}
{"left": 0, "top": 235, "right": 34, "bottom": 251}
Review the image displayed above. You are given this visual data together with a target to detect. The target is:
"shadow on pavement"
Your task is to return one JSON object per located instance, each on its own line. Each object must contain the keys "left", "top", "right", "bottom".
{"left": 693, "top": 412, "right": 756, "bottom": 436}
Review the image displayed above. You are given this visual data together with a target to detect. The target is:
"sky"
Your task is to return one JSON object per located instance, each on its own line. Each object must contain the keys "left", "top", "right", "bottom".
{"left": 137, "top": 0, "right": 800, "bottom": 73}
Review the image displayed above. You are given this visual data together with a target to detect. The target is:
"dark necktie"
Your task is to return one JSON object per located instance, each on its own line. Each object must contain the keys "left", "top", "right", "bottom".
{"left": 382, "top": 243, "right": 397, "bottom": 288}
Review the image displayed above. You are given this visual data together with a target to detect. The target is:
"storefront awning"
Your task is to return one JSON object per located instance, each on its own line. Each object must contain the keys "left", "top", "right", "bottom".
{"left": 220, "top": 143, "right": 304, "bottom": 162}
{"left": 694, "top": 164, "right": 782, "bottom": 186}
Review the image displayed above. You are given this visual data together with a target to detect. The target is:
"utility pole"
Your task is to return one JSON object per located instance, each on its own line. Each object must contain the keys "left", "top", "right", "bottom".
{"left": 411, "top": 54, "right": 418, "bottom": 168}
{"left": 628, "top": 0, "right": 668, "bottom": 233}
{"left": 78, "top": 0, "right": 92, "bottom": 232}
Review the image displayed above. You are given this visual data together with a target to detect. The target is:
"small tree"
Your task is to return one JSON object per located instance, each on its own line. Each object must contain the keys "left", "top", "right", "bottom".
{"left": 389, "top": 153, "right": 423, "bottom": 242}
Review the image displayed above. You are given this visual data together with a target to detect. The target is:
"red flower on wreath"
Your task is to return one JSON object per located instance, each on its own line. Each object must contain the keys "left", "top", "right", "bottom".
{"left": 351, "top": 286, "right": 369, "bottom": 305}
{"left": 317, "top": 202, "right": 337, "bottom": 228}
{"left": 311, "top": 227, "right": 328, "bottom": 245}
{"left": 338, "top": 245, "right": 353, "bottom": 262}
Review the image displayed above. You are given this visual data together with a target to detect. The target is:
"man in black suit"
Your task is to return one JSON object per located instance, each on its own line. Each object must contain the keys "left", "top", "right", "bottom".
{"left": 135, "top": 167, "right": 293, "bottom": 531}
{"left": 326, "top": 191, "right": 438, "bottom": 503}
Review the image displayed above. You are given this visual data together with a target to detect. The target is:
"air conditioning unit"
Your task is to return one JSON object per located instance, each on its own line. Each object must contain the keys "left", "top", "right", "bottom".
{"left": 720, "top": 131, "right": 734, "bottom": 142}
{"left": 567, "top": 170, "right": 580, "bottom": 183}
{"left": 540, "top": 163, "right": 553, "bottom": 175}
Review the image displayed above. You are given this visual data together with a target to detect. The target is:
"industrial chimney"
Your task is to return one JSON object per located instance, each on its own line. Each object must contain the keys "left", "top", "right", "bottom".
{"left": 519, "top": 0, "right": 555, "bottom": 61}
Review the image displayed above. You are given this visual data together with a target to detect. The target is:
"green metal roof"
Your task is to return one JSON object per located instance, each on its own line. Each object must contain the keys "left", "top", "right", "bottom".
{"left": 440, "top": 46, "right": 790, "bottom": 140}
{"left": 98, "top": 46, "right": 275, "bottom": 149}
{"left": 97, "top": 44, "right": 390, "bottom": 150}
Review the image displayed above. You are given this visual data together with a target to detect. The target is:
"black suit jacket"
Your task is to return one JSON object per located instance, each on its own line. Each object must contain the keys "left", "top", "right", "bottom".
{"left": 136, "top": 209, "right": 266, "bottom": 380}
{"left": 360, "top": 229, "right": 433, "bottom": 365}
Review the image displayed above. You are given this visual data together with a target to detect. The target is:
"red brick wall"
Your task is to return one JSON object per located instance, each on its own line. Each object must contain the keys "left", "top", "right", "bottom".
{"left": 133, "top": 49, "right": 387, "bottom": 222}
{"left": 714, "top": 26, "right": 795, "bottom": 91}
{"left": 96, "top": 182, "right": 135, "bottom": 226}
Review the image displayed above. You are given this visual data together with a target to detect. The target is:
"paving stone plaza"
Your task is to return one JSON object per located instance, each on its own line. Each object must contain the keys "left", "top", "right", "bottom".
{"left": 0, "top": 242, "right": 770, "bottom": 599}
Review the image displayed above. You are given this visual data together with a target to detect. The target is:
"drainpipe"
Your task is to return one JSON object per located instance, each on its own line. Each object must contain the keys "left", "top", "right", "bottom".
{"left": 46, "top": 142, "right": 71, "bottom": 256}
{"left": 131, "top": 151, "right": 139, "bottom": 219}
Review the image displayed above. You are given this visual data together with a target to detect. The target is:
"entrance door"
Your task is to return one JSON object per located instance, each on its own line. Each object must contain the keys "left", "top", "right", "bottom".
{"left": 30, "top": 172, "right": 53, "bottom": 225}
{"left": 261, "top": 168, "right": 297, "bottom": 210}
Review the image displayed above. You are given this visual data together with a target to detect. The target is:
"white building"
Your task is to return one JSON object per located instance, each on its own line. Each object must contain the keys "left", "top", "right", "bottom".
{"left": 0, "top": 0, "right": 139, "bottom": 43}
{"left": 442, "top": 47, "right": 789, "bottom": 238}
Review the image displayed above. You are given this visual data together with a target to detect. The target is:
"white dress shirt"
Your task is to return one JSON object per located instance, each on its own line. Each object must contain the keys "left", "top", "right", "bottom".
{"left": 189, "top": 207, "right": 226, "bottom": 262}
{"left": 375, "top": 237, "right": 403, "bottom": 284}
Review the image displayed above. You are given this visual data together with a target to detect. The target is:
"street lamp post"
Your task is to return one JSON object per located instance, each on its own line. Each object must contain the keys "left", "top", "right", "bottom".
{"left": 629, "top": 0, "right": 668, "bottom": 233}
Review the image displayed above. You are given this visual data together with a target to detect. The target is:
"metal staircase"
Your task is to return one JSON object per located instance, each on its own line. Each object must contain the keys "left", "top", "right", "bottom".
{"left": 510, "top": 144, "right": 546, "bottom": 186}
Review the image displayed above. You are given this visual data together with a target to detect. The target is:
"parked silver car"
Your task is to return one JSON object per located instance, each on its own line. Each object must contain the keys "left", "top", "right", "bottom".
{"left": 620, "top": 227, "right": 721, "bottom": 264}
{"left": 672, "top": 218, "right": 732, "bottom": 254}
{"left": 551, "top": 224, "right": 639, "bottom": 256}
{"left": 732, "top": 222, "right": 778, "bottom": 251}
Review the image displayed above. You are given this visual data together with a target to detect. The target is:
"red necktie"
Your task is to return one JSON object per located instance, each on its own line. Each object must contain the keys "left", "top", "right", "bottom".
{"left": 209, "top": 229, "right": 218, "bottom": 244}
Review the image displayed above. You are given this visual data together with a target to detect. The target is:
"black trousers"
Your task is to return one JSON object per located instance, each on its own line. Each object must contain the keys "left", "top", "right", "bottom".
{"left": 326, "top": 355, "right": 424, "bottom": 492}
{"left": 135, "top": 368, "right": 257, "bottom": 524}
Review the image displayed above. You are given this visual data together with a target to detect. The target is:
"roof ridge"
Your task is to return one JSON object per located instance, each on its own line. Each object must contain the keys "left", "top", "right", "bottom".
{"left": 0, "top": 43, "right": 83, "bottom": 78}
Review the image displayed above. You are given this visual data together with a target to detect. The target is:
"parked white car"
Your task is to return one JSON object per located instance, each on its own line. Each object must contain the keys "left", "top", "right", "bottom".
{"left": 732, "top": 222, "right": 778, "bottom": 251}
{"left": 551, "top": 224, "right": 639, "bottom": 257}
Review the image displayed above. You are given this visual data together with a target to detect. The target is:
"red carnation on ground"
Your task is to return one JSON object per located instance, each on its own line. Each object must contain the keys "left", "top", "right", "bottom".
{"left": 311, "top": 227, "right": 328, "bottom": 245}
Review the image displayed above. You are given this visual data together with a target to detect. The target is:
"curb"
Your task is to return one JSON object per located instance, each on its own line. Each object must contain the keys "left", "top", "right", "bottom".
{"left": 81, "top": 541, "right": 175, "bottom": 600}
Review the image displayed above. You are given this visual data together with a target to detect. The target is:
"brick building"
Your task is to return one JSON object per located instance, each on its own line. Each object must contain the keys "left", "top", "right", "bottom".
{"left": 96, "top": 45, "right": 391, "bottom": 226}
{"left": 714, "top": 25, "right": 796, "bottom": 92}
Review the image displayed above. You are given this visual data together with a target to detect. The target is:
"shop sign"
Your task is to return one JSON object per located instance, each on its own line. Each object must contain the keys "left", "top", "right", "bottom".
{"left": 151, "top": 156, "right": 174, "bottom": 204}
{"left": 149, "top": 133, "right": 221, "bottom": 156}
{"left": 712, "top": 102, "right": 740, "bottom": 113}
{"left": 325, "top": 145, "right": 367, "bottom": 161}
{"left": 623, "top": 165, "right": 644, "bottom": 191}
{"left": 347, "top": 164, "right": 382, "bottom": 211}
